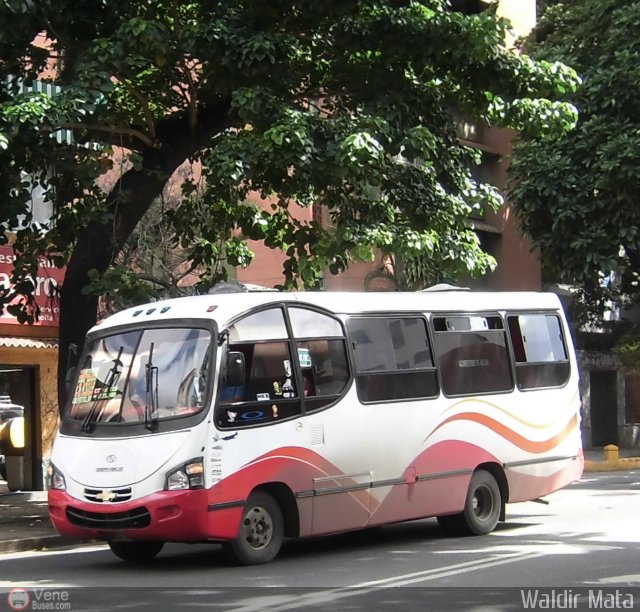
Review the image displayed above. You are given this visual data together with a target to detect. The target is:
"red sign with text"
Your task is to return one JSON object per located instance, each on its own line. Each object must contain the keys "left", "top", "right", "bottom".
{"left": 0, "top": 246, "right": 66, "bottom": 327}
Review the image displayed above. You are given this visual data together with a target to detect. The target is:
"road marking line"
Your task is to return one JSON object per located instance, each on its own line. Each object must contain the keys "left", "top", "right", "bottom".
{"left": 226, "top": 550, "right": 547, "bottom": 612}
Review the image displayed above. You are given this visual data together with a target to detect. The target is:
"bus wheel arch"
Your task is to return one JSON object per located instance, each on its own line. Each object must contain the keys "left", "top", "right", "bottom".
{"left": 259, "top": 481, "right": 300, "bottom": 538}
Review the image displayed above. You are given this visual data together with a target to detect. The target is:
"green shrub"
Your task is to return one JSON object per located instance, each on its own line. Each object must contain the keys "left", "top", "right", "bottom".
{"left": 614, "top": 326, "right": 640, "bottom": 368}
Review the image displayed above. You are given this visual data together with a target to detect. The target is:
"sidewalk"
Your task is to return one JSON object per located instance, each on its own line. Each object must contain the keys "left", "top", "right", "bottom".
{"left": 0, "top": 482, "right": 94, "bottom": 554}
{"left": 582, "top": 446, "right": 640, "bottom": 472}
{"left": 0, "top": 449, "right": 639, "bottom": 555}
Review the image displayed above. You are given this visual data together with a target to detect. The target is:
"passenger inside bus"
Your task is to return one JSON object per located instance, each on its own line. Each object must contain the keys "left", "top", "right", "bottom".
{"left": 302, "top": 368, "right": 316, "bottom": 397}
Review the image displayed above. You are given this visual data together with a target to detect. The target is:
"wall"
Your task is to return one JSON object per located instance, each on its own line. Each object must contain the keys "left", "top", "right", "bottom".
{"left": 577, "top": 350, "right": 640, "bottom": 450}
{"left": 0, "top": 337, "right": 59, "bottom": 489}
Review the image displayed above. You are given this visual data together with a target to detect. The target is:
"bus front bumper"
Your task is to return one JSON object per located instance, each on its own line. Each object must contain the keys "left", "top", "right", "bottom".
{"left": 48, "top": 488, "right": 217, "bottom": 543}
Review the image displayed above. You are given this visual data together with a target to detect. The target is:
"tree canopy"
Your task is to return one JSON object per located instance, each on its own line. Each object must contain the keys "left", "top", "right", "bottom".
{"left": 510, "top": 0, "right": 640, "bottom": 323}
{"left": 0, "top": 0, "right": 578, "bottom": 403}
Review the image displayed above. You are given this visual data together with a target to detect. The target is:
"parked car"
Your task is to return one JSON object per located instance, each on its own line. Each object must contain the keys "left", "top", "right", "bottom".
{"left": 0, "top": 396, "right": 24, "bottom": 481}
{"left": 0, "top": 396, "right": 23, "bottom": 421}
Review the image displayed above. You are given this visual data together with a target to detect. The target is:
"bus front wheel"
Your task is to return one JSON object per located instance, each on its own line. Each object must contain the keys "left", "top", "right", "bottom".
{"left": 437, "top": 469, "right": 501, "bottom": 536}
{"left": 225, "top": 491, "right": 284, "bottom": 565}
{"left": 108, "top": 540, "right": 164, "bottom": 562}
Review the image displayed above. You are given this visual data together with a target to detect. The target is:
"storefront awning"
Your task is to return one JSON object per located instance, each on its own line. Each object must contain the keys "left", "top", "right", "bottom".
{"left": 0, "top": 337, "right": 58, "bottom": 349}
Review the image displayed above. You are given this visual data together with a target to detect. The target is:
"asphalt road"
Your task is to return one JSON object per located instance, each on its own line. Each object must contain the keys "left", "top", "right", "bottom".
{"left": 1, "top": 471, "right": 639, "bottom": 611}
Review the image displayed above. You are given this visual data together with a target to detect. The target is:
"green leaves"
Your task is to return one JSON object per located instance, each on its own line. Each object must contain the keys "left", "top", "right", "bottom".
{"left": 339, "top": 132, "right": 385, "bottom": 166}
{"left": 0, "top": 0, "right": 579, "bottom": 324}
{"left": 510, "top": 0, "right": 640, "bottom": 323}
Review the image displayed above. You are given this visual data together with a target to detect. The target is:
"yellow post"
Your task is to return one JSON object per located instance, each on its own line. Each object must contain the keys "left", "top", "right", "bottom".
{"left": 604, "top": 444, "right": 619, "bottom": 463}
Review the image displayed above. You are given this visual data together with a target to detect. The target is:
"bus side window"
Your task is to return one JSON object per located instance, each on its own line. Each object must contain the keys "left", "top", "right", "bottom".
{"left": 507, "top": 313, "right": 570, "bottom": 390}
{"left": 247, "top": 342, "right": 297, "bottom": 400}
{"left": 433, "top": 315, "right": 512, "bottom": 397}
{"left": 216, "top": 305, "right": 351, "bottom": 426}
{"left": 216, "top": 339, "right": 303, "bottom": 427}
{"left": 289, "top": 306, "right": 351, "bottom": 411}
{"left": 347, "top": 316, "right": 438, "bottom": 403}
{"left": 295, "top": 340, "right": 349, "bottom": 399}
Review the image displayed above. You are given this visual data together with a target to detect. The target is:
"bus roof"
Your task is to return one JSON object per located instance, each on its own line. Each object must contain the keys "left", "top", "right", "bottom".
{"left": 90, "top": 289, "right": 565, "bottom": 335}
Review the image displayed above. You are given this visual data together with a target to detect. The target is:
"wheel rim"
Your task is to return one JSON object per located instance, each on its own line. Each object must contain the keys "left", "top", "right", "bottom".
{"left": 472, "top": 484, "right": 495, "bottom": 521}
{"left": 242, "top": 505, "right": 273, "bottom": 550}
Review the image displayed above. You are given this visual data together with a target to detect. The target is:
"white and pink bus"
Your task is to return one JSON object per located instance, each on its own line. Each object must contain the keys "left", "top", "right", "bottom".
{"left": 48, "top": 288, "right": 583, "bottom": 564}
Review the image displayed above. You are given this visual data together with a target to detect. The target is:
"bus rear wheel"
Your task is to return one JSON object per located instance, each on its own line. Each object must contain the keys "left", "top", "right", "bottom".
{"left": 224, "top": 491, "right": 284, "bottom": 565}
{"left": 108, "top": 540, "right": 164, "bottom": 562}
{"left": 437, "top": 469, "right": 501, "bottom": 536}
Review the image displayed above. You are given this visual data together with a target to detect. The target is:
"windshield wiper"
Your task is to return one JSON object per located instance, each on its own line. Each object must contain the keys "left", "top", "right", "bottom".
{"left": 145, "top": 342, "right": 159, "bottom": 432}
{"left": 81, "top": 346, "right": 123, "bottom": 433}
{"left": 194, "top": 351, "right": 209, "bottom": 407}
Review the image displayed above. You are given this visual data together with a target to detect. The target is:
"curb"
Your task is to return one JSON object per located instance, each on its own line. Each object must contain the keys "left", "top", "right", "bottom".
{"left": 0, "top": 491, "right": 48, "bottom": 502}
{"left": 0, "top": 535, "right": 90, "bottom": 555}
{"left": 584, "top": 458, "right": 640, "bottom": 473}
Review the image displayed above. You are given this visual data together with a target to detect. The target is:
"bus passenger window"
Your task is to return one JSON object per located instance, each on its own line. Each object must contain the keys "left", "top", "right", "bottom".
{"left": 347, "top": 316, "right": 438, "bottom": 403}
{"left": 433, "top": 315, "right": 512, "bottom": 397}
{"left": 216, "top": 308, "right": 303, "bottom": 428}
{"left": 216, "top": 306, "right": 352, "bottom": 427}
{"left": 288, "top": 306, "right": 351, "bottom": 412}
{"left": 293, "top": 339, "right": 350, "bottom": 409}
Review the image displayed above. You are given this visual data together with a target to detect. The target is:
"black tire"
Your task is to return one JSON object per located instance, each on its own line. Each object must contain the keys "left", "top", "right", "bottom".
{"left": 108, "top": 540, "right": 164, "bottom": 562}
{"left": 225, "top": 491, "right": 284, "bottom": 565}
{"left": 437, "top": 470, "right": 502, "bottom": 536}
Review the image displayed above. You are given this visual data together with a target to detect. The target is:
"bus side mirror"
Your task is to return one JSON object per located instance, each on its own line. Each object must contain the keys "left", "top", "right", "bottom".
{"left": 64, "top": 343, "right": 79, "bottom": 393}
{"left": 65, "top": 366, "right": 77, "bottom": 393}
{"left": 226, "top": 352, "right": 246, "bottom": 387}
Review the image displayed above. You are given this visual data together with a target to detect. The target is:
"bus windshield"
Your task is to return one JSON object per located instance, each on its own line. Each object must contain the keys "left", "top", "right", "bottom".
{"left": 67, "top": 327, "right": 212, "bottom": 428}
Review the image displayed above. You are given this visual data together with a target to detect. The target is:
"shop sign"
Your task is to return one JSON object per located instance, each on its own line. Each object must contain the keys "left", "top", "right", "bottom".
{"left": 0, "top": 246, "right": 66, "bottom": 327}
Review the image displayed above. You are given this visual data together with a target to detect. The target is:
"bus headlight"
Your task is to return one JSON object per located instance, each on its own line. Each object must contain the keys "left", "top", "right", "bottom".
{"left": 47, "top": 463, "right": 67, "bottom": 491}
{"left": 165, "top": 458, "right": 204, "bottom": 490}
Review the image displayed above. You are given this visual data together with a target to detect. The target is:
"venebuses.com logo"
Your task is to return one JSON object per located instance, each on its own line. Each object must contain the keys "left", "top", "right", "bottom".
{"left": 7, "top": 588, "right": 71, "bottom": 610}
{"left": 7, "top": 589, "right": 29, "bottom": 611}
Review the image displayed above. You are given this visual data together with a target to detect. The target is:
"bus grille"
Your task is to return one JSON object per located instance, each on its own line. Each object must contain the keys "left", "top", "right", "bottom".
{"left": 84, "top": 487, "right": 132, "bottom": 503}
{"left": 66, "top": 506, "right": 151, "bottom": 530}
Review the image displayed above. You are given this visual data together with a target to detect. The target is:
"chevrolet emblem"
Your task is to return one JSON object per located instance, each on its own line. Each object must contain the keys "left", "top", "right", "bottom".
{"left": 95, "top": 490, "right": 117, "bottom": 502}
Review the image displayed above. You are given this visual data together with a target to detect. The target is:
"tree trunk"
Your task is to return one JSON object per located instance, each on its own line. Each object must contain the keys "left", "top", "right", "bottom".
{"left": 56, "top": 102, "right": 234, "bottom": 410}
{"left": 57, "top": 162, "right": 172, "bottom": 408}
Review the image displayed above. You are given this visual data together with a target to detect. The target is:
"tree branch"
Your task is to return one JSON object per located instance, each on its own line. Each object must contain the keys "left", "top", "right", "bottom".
{"left": 55, "top": 122, "right": 155, "bottom": 148}
{"left": 135, "top": 272, "right": 175, "bottom": 291}
{"left": 122, "top": 81, "right": 157, "bottom": 141}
